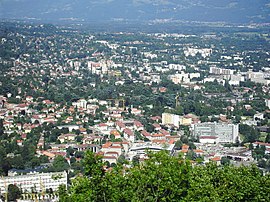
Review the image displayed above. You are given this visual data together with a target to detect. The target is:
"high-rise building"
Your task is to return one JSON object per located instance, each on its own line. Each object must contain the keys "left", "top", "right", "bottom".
{"left": 193, "top": 122, "right": 239, "bottom": 143}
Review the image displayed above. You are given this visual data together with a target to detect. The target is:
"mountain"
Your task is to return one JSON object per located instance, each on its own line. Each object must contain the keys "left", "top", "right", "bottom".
{"left": 0, "top": 0, "right": 269, "bottom": 24}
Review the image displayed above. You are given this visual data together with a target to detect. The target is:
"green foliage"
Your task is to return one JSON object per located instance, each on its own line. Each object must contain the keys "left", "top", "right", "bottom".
{"left": 239, "top": 124, "right": 260, "bottom": 143}
{"left": 60, "top": 151, "right": 270, "bottom": 202}
{"left": 83, "top": 150, "right": 105, "bottom": 178}
{"left": 46, "top": 156, "right": 70, "bottom": 172}
{"left": 265, "top": 133, "right": 270, "bottom": 143}
{"left": 8, "top": 184, "right": 21, "bottom": 201}
{"left": 221, "top": 156, "right": 230, "bottom": 166}
{"left": 252, "top": 145, "right": 266, "bottom": 160}
{"left": 204, "top": 81, "right": 228, "bottom": 93}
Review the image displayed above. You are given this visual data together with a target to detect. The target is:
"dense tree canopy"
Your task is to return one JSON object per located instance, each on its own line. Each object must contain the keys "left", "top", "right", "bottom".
{"left": 59, "top": 151, "right": 270, "bottom": 201}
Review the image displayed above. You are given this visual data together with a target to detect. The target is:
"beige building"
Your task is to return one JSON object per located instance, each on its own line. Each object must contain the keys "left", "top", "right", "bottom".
{"left": 162, "top": 113, "right": 180, "bottom": 127}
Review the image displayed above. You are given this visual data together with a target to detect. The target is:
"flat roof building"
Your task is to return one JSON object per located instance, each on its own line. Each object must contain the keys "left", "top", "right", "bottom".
{"left": 0, "top": 171, "right": 67, "bottom": 194}
{"left": 193, "top": 122, "right": 239, "bottom": 143}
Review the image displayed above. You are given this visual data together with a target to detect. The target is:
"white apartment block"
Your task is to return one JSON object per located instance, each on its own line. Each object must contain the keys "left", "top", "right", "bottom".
{"left": 210, "top": 66, "right": 235, "bottom": 75}
{"left": 168, "top": 64, "right": 186, "bottom": 71}
{"left": 0, "top": 171, "right": 68, "bottom": 194}
{"left": 184, "top": 48, "right": 212, "bottom": 58}
{"left": 247, "top": 71, "right": 264, "bottom": 80}
{"left": 169, "top": 73, "right": 190, "bottom": 84}
{"left": 223, "top": 74, "right": 245, "bottom": 86}
{"left": 246, "top": 71, "right": 270, "bottom": 85}
{"left": 193, "top": 122, "right": 239, "bottom": 143}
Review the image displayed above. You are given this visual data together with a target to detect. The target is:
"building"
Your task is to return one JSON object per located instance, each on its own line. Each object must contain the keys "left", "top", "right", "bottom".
{"left": 265, "top": 99, "right": 270, "bottom": 109}
{"left": 127, "top": 142, "right": 175, "bottom": 161}
{"left": 193, "top": 122, "right": 239, "bottom": 143}
{"left": 162, "top": 113, "right": 180, "bottom": 127}
{"left": 184, "top": 48, "right": 212, "bottom": 58}
{"left": 0, "top": 171, "right": 67, "bottom": 194}
{"left": 210, "top": 66, "right": 235, "bottom": 75}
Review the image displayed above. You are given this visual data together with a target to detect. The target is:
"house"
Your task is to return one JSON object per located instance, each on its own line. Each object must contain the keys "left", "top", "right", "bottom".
{"left": 96, "top": 123, "right": 108, "bottom": 131}
{"left": 134, "top": 120, "right": 144, "bottom": 131}
{"left": 123, "top": 128, "right": 135, "bottom": 142}
{"left": 16, "top": 140, "right": 23, "bottom": 146}
{"left": 252, "top": 142, "right": 270, "bottom": 149}
{"left": 82, "top": 135, "right": 102, "bottom": 144}
{"left": 210, "top": 156, "right": 221, "bottom": 165}
{"left": 115, "top": 121, "right": 125, "bottom": 132}
{"left": 26, "top": 96, "right": 34, "bottom": 102}
{"left": 101, "top": 142, "right": 123, "bottom": 156}
{"left": 254, "top": 113, "right": 264, "bottom": 121}
{"left": 103, "top": 155, "right": 117, "bottom": 165}
{"left": 131, "top": 108, "right": 142, "bottom": 115}
{"left": 151, "top": 133, "right": 166, "bottom": 141}
{"left": 79, "top": 127, "right": 87, "bottom": 134}
{"left": 57, "top": 125, "right": 80, "bottom": 132}
{"left": 160, "top": 129, "right": 170, "bottom": 136}
{"left": 181, "top": 144, "right": 189, "bottom": 154}
{"left": 151, "top": 116, "right": 161, "bottom": 122}
{"left": 141, "top": 130, "right": 151, "bottom": 139}
{"left": 58, "top": 134, "right": 77, "bottom": 143}
{"left": 110, "top": 130, "right": 121, "bottom": 139}
{"left": 41, "top": 151, "right": 56, "bottom": 160}
{"left": 152, "top": 139, "right": 166, "bottom": 145}
{"left": 73, "top": 144, "right": 100, "bottom": 153}
{"left": 152, "top": 123, "right": 161, "bottom": 131}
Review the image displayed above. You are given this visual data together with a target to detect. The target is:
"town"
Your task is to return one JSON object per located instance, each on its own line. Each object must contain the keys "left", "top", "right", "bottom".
{"left": 0, "top": 21, "right": 269, "bottom": 200}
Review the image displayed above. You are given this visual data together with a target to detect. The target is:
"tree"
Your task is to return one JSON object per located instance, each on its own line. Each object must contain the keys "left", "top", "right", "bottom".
{"left": 75, "top": 135, "right": 83, "bottom": 143}
{"left": 239, "top": 124, "right": 260, "bottom": 143}
{"left": 62, "top": 150, "right": 270, "bottom": 201}
{"left": 50, "top": 156, "right": 69, "bottom": 172}
{"left": 174, "top": 140, "right": 183, "bottom": 150}
{"left": 117, "top": 154, "right": 127, "bottom": 165}
{"left": 265, "top": 133, "right": 270, "bottom": 143}
{"left": 221, "top": 156, "right": 230, "bottom": 165}
{"left": 83, "top": 151, "right": 104, "bottom": 178}
{"left": 8, "top": 184, "right": 21, "bottom": 201}
{"left": 249, "top": 143, "right": 254, "bottom": 150}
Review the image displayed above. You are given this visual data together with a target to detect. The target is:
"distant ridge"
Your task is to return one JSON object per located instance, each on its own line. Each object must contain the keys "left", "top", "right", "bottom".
{"left": 0, "top": 0, "right": 269, "bottom": 24}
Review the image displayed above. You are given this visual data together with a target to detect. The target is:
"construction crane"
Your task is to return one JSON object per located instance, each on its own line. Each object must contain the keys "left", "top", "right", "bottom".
{"left": 175, "top": 93, "right": 180, "bottom": 108}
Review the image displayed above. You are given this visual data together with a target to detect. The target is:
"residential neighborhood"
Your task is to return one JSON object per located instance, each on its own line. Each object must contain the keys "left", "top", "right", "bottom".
{"left": 0, "top": 21, "right": 270, "bottom": 200}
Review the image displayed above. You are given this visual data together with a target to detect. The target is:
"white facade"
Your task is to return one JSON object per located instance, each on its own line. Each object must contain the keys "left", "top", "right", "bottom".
{"left": 210, "top": 66, "right": 235, "bottom": 75}
{"left": 0, "top": 171, "right": 67, "bottom": 194}
{"left": 168, "top": 64, "right": 186, "bottom": 71}
{"left": 193, "top": 122, "right": 239, "bottom": 143}
{"left": 169, "top": 73, "right": 190, "bottom": 84}
{"left": 184, "top": 48, "right": 212, "bottom": 58}
{"left": 266, "top": 99, "right": 270, "bottom": 109}
{"left": 57, "top": 125, "right": 80, "bottom": 132}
